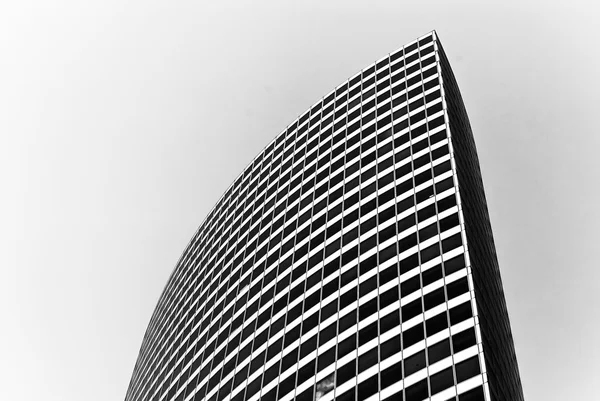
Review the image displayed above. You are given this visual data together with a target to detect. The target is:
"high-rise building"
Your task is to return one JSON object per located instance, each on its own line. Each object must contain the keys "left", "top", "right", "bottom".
{"left": 125, "top": 31, "right": 524, "bottom": 401}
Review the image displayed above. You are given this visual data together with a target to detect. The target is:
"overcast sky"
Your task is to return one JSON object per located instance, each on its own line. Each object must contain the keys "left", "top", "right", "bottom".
{"left": 2, "top": 1, "right": 599, "bottom": 400}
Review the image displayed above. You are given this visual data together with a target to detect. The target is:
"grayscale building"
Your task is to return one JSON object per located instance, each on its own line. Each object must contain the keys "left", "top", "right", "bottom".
{"left": 125, "top": 31, "right": 524, "bottom": 401}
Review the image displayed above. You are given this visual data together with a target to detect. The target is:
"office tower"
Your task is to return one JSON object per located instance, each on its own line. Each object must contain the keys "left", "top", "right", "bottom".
{"left": 125, "top": 31, "right": 524, "bottom": 401}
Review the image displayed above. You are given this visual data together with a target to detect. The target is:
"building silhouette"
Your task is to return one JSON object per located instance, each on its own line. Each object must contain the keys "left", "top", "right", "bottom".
{"left": 125, "top": 31, "right": 524, "bottom": 401}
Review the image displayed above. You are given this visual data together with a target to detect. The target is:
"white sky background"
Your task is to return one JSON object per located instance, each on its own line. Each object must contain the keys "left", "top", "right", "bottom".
{"left": 1, "top": 1, "right": 599, "bottom": 400}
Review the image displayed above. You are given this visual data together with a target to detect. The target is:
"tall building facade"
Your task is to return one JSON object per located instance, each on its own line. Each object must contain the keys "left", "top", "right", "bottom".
{"left": 125, "top": 31, "right": 524, "bottom": 401}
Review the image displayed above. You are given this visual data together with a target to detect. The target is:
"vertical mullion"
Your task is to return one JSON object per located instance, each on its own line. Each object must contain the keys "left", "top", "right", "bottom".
{"left": 256, "top": 127, "right": 301, "bottom": 401}
{"left": 289, "top": 101, "right": 324, "bottom": 401}
{"left": 273, "top": 115, "right": 312, "bottom": 400}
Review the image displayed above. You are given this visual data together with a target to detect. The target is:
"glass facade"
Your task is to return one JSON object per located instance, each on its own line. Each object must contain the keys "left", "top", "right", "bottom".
{"left": 125, "top": 31, "right": 523, "bottom": 401}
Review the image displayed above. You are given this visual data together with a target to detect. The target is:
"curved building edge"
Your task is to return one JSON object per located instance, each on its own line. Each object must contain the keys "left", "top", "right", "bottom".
{"left": 125, "top": 30, "right": 524, "bottom": 401}
{"left": 124, "top": 29, "right": 435, "bottom": 393}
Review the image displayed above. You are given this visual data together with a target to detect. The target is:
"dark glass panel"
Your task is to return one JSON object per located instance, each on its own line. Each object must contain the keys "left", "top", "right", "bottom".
{"left": 358, "top": 347, "right": 378, "bottom": 373}
{"left": 453, "top": 327, "right": 477, "bottom": 353}
{"left": 430, "top": 366, "right": 454, "bottom": 395}
{"left": 455, "top": 356, "right": 480, "bottom": 383}
{"left": 405, "top": 377, "right": 428, "bottom": 401}
{"left": 357, "top": 375, "right": 378, "bottom": 401}
{"left": 447, "top": 277, "right": 469, "bottom": 300}
{"left": 424, "top": 286, "right": 445, "bottom": 310}
{"left": 402, "top": 323, "right": 424, "bottom": 348}
{"left": 402, "top": 298, "right": 422, "bottom": 322}
{"left": 422, "top": 264, "right": 443, "bottom": 287}
{"left": 404, "top": 349, "right": 426, "bottom": 377}
{"left": 450, "top": 301, "right": 472, "bottom": 325}
{"left": 336, "top": 387, "right": 355, "bottom": 401}
{"left": 444, "top": 253, "right": 465, "bottom": 276}
{"left": 428, "top": 338, "right": 451, "bottom": 365}
{"left": 459, "top": 386, "right": 485, "bottom": 401}
{"left": 381, "top": 359, "right": 402, "bottom": 389}
{"left": 337, "top": 332, "right": 357, "bottom": 359}
{"left": 336, "top": 360, "right": 357, "bottom": 385}
{"left": 426, "top": 312, "right": 448, "bottom": 336}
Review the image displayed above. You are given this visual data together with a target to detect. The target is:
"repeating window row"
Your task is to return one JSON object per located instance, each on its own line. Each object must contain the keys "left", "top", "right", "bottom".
{"left": 143, "top": 141, "right": 454, "bottom": 400}
{"left": 130, "top": 49, "right": 440, "bottom": 372}
{"left": 165, "top": 37, "right": 435, "bottom": 300}
{"left": 127, "top": 32, "right": 446, "bottom": 400}
{"left": 134, "top": 89, "right": 448, "bottom": 396}
{"left": 197, "top": 209, "right": 464, "bottom": 401}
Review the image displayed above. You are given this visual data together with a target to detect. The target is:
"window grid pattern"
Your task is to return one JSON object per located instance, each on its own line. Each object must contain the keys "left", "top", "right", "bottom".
{"left": 125, "top": 31, "right": 521, "bottom": 401}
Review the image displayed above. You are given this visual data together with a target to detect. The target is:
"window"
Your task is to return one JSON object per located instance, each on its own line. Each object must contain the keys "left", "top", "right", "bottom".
{"left": 337, "top": 332, "right": 357, "bottom": 359}
{"left": 315, "top": 373, "right": 335, "bottom": 400}
{"left": 420, "top": 242, "right": 441, "bottom": 263}
{"left": 358, "top": 347, "right": 378, "bottom": 373}
{"left": 336, "top": 360, "right": 356, "bottom": 385}
{"left": 422, "top": 264, "right": 442, "bottom": 287}
{"left": 426, "top": 311, "right": 448, "bottom": 336}
{"left": 405, "top": 377, "right": 428, "bottom": 401}
{"left": 336, "top": 388, "right": 355, "bottom": 401}
{"left": 453, "top": 327, "right": 477, "bottom": 353}
{"left": 317, "top": 347, "right": 336, "bottom": 371}
{"left": 357, "top": 375, "right": 378, "bottom": 401}
{"left": 455, "top": 356, "right": 480, "bottom": 383}
{"left": 401, "top": 274, "right": 420, "bottom": 297}
{"left": 390, "top": 49, "right": 404, "bottom": 62}
{"left": 428, "top": 338, "right": 451, "bottom": 364}
{"left": 419, "top": 35, "right": 433, "bottom": 46}
{"left": 444, "top": 253, "right": 465, "bottom": 275}
{"left": 402, "top": 298, "right": 422, "bottom": 322}
{"left": 459, "top": 385, "right": 485, "bottom": 401}
{"left": 447, "top": 277, "right": 469, "bottom": 300}
{"left": 450, "top": 301, "right": 472, "bottom": 325}
{"left": 424, "top": 286, "right": 445, "bottom": 310}
{"left": 404, "top": 349, "right": 426, "bottom": 376}
{"left": 430, "top": 366, "right": 454, "bottom": 395}
{"left": 442, "top": 233, "right": 462, "bottom": 253}
{"left": 381, "top": 357, "right": 402, "bottom": 389}
{"left": 402, "top": 322, "right": 424, "bottom": 348}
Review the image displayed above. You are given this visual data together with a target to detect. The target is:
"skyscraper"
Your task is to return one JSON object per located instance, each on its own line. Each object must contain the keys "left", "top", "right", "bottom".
{"left": 125, "top": 31, "right": 524, "bottom": 401}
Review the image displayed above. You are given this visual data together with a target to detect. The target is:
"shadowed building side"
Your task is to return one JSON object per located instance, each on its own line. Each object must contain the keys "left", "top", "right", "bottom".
{"left": 437, "top": 38, "right": 525, "bottom": 401}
